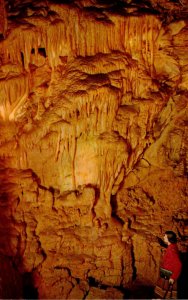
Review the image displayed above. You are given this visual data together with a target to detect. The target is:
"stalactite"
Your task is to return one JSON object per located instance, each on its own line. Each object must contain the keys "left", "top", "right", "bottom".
{"left": 0, "top": 1, "right": 187, "bottom": 299}
{"left": 0, "top": 74, "right": 29, "bottom": 121}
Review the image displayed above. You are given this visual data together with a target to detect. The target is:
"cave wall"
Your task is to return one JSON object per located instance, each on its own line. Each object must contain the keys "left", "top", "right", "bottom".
{"left": 0, "top": 0, "right": 188, "bottom": 298}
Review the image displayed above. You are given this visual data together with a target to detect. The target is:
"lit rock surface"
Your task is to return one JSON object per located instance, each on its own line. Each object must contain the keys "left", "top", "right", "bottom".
{"left": 0, "top": 0, "right": 188, "bottom": 298}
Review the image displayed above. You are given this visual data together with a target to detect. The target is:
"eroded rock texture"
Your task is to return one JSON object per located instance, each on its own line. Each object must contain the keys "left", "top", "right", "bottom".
{"left": 0, "top": 0, "right": 188, "bottom": 298}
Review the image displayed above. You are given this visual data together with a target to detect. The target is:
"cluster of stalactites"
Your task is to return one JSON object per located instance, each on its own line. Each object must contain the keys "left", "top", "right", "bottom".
{"left": 0, "top": 74, "right": 29, "bottom": 121}
{"left": 0, "top": 4, "right": 161, "bottom": 71}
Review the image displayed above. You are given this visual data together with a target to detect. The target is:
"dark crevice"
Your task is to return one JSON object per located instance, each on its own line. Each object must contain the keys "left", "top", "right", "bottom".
{"left": 22, "top": 272, "right": 38, "bottom": 299}
{"left": 88, "top": 276, "right": 98, "bottom": 287}
{"left": 110, "top": 194, "right": 117, "bottom": 212}
{"left": 110, "top": 194, "right": 124, "bottom": 225}
{"left": 131, "top": 243, "right": 137, "bottom": 281}
{"left": 20, "top": 51, "right": 24, "bottom": 67}
{"left": 0, "top": 33, "right": 4, "bottom": 40}
{"left": 38, "top": 47, "right": 47, "bottom": 58}
{"left": 111, "top": 212, "right": 124, "bottom": 225}
{"left": 178, "top": 252, "right": 188, "bottom": 299}
{"left": 54, "top": 265, "right": 63, "bottom": 269}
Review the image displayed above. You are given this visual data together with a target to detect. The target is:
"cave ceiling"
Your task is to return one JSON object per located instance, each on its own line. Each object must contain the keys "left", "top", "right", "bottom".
{"left": 0, "top": 0, "right": 188, "bottom": 299}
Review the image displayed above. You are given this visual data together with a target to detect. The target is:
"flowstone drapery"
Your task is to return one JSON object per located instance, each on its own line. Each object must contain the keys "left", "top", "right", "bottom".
{"left": 0, "top": 0, "right": 187, "bottom": 298}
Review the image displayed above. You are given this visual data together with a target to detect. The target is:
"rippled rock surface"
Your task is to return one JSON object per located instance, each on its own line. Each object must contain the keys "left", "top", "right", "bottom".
{"left": 0, "top": 0, "right": 187, "bottom": 298}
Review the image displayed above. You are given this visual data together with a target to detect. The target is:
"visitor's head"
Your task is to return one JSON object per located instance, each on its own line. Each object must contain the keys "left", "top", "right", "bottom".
{"left": 164, "top": 230, "right": 177, "bottom": 244}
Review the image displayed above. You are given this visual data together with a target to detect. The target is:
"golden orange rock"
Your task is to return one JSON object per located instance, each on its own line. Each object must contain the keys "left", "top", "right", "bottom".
{"left": 0, "top": 0, "right": 187, "bottom": 298}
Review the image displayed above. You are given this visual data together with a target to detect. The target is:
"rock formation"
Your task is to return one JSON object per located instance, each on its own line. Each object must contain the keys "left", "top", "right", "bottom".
{"left": 0, "top": 0, "right": 187, "bottom": 298}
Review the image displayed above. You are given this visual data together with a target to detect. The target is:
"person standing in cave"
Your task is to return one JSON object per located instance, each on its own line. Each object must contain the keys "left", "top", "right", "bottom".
{"left": 154, "top": 231, "right": 182, "bottom": 299}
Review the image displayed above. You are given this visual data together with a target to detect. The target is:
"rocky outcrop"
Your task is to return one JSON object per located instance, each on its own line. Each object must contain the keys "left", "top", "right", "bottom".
{"left": 0, "top": 0, "right": 187, "bottom": 298}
